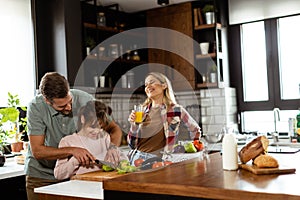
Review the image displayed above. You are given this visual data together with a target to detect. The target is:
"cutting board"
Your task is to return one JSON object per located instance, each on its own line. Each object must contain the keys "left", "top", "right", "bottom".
{"left": 239, "top": 163, "right": 296, "bottom": 175}
{"left": 71, "top": 170, "right": 126, "bottom": 182}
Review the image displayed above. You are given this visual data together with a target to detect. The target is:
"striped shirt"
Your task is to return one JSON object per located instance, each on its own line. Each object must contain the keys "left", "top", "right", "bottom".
{"left": 128, "top": 103, "right": 201, "bottom": 153}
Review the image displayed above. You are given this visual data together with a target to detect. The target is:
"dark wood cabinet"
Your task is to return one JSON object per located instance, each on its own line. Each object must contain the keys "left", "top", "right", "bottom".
{"left": 147, "top": 0, "right": 229, "bottom": 90}
{"left": 147, "top": 2, "right": 195, "bottom": 90}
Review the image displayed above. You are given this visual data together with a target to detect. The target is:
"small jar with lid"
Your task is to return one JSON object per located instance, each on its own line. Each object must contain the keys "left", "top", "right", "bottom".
{"left": 131, "top": 44, "right": 140, "bottom": 61}
{"left": 97, "top": 12, "right": 106, "bottom": 27}
{"left": 109, "top": 44, "right": 119, "bottom": 58}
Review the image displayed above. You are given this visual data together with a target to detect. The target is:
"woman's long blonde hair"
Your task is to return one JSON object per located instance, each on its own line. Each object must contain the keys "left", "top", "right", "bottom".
{"left": 143, "top": 72, "right": 177, "bottom": 109}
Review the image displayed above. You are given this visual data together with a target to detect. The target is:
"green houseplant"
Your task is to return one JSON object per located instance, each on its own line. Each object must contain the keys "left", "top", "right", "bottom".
{"left": 0, "top": 92, "right": 27, "bottom": 152}
{"left": 202, "top": 4, "right": 215, "bottom": 24}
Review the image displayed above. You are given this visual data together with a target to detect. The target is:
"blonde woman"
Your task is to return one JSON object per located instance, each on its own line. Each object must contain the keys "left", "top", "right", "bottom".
{"left": 127, "top": 72, "right": 201, "bottom": 164}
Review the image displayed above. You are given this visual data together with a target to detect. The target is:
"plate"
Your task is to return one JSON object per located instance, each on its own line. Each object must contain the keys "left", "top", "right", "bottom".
{"left": 165, "top": 151, "right": 203, "bottom": 163}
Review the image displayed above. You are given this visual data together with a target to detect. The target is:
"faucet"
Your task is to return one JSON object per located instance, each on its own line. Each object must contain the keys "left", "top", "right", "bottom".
{"left": 273, "top": 108, "right": 280, "bottom": 133}
{"left": 272, "top": 108, "right": 280, "bottom": 143}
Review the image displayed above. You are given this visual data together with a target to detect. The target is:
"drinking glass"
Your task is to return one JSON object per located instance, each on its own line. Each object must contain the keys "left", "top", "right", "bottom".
{"left": 134, "top": 105, "right": 144, "bottom": 124}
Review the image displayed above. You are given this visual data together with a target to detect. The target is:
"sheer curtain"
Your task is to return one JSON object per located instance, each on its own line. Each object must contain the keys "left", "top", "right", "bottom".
{"left": 0, "top": 0, "right": 35, "bottom": 107}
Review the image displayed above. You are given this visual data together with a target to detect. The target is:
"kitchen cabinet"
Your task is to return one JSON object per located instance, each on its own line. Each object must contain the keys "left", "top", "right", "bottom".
{"left": 78, "top": 1, "right": 148, "bottom": 91}
{"left": 0, "top": 157, "right": 26, "bottom": 200}
{"left": 147, "top": 0, "right": 229, "bottom": 90}
{"left": 193, "top": 0, "right": 229, "bottom": 89}
{"left": 147, "top": 2, "right": 195, "bottom": 90}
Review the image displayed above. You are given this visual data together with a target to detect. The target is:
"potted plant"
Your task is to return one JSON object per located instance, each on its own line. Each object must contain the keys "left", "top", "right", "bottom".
{"left": 202, "top": 4, "right": 215, "bottom": 24}
{"left": 85, "top": 36, "right": 96, "bottom": 55}
{"left": 209, "top": 64, "right": 217, "bottom": 83}
{"left": 0, "top": 92, "right": 27, "bottom": 152}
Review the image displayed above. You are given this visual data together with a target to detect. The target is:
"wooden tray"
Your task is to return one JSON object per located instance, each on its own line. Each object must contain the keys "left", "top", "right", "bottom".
{"left": 239, "top": 163, "right": 296, "bottom": 175}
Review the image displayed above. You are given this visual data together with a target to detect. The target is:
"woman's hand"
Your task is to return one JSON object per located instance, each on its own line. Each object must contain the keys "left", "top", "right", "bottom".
{"left": 128, "top": 110, "right": 136, "bottom": 124}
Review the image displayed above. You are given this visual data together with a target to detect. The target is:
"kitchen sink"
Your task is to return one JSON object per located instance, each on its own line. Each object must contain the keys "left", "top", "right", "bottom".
{"left": 267, "top": 145, "right": 300, "bottom": 153}
{"left": 269, "top": 142, "right": 300, "bottom": 148}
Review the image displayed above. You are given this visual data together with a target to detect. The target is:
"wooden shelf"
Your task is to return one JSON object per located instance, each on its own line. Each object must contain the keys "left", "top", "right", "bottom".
{"left": 195, "top": 52, "right": 216, "bottom": 59}
{"left": 83, "top": 22, "right": 120, "bottom": 33}
{"left": 194, "top": 23, "right": 221, "bottom": 30}
{"left": 73, "top": 86, "right": 145, "bottom": 94}
{"left": 86, "top": 55, "right": 147, "bottom": 64}
{"left": 196, "top": 82, "right": 218, "bottom": 88}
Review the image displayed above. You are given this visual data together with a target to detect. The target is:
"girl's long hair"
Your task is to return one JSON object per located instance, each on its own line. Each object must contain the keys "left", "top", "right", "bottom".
{"left": 77, "top": 100, "right": 109, "bottom": 131}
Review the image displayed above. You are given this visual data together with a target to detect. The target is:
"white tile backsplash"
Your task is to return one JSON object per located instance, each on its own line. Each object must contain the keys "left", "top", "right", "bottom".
{"left": 94, "top": 87, "right": 238, "bottom": 137}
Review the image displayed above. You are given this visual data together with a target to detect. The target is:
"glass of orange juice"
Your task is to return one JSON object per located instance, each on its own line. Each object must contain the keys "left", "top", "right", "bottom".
{"left": 134, "top": 104, "right": 144, "bottom": 124}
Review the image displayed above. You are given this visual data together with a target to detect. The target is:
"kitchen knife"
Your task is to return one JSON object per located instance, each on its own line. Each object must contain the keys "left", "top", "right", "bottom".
{"left": 95, "top": 159, "right": 116, "bottom": 169}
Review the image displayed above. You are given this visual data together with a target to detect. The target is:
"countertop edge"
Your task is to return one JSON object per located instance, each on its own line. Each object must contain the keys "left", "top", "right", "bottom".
{"left": 34, "top": 180, "right": 103, "bottom": 199}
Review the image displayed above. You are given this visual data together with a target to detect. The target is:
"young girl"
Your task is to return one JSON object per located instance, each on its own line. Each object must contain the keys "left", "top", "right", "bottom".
{"left": 54, "top": 100, "right": 128, "bottom": 180}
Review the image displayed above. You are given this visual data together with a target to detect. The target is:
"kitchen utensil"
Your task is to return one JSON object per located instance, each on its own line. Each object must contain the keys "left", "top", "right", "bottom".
{"left": 95, "top": 159, "right": 116, "bottom": 169}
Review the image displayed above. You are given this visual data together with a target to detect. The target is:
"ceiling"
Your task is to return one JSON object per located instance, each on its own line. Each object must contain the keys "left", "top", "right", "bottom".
{"left": 93, "top": 0, "right": 196, "bottom": 13}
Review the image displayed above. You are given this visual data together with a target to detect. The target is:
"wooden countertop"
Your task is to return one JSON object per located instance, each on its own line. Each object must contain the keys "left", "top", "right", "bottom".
{"left": 103, "top": 152, "right": 300, "bottom": 200}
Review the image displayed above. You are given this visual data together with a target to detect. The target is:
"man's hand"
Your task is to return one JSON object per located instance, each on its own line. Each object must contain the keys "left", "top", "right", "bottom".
{"left": 72, "top": 147, "right": 96, "bottom": 167}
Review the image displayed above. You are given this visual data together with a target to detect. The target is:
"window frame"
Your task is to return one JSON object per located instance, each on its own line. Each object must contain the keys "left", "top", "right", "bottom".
{"left": 228, "top": 16, "right": 300, "bottom": 129}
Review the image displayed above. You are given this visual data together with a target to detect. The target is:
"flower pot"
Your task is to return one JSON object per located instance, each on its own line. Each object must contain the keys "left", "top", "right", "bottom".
{"left": 205, "top": 12, "right": 215, "bottom": 24}
{"left": 210, "top": 73, "right": 217, "bottom": 83}
{"left": 11, "top": 141, "right": 23, "bottom": 152}
{"left": 200, "top": 42, "right": 210, "bottom": 55}
{"left": 0, "top": 154, "right": 5, "bottom": 167}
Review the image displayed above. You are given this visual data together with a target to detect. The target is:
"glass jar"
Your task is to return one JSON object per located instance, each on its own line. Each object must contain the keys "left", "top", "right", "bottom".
{"left": 97, "top": 12, "right": 106, "bottom": 27}
{"left": 127, "top": 70, "right": 135, "bottom": 88}
{"left": 132, "top": 50, "right": 140, "bottom": 61}
{"left": 131, "top": 44, "right": 140, "bottom": 61}
{"left": 109, "top": 44, "right": 119, "bottom": 58}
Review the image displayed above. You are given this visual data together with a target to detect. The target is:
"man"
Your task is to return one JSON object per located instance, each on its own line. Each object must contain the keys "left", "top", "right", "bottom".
{"left": 24, "top": 72, "right": 122, "bottom": 200}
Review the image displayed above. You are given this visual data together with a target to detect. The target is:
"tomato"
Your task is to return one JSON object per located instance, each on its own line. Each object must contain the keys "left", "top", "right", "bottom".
{"left": 134, "top": 158, "right": 145, "bottom": 167}
{"left": 193, "top": 140, "right": 204, "bottom": 151}
{"left": 164, "top": 161, "right": 173, "bottom": 166}
{"left": 152, "top": 161, "right": 164, "bottom": 169}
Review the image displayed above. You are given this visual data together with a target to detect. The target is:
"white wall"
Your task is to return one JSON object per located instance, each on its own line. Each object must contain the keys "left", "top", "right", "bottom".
{"left": 229, "top": 0, "right": 300, "bottom": 24}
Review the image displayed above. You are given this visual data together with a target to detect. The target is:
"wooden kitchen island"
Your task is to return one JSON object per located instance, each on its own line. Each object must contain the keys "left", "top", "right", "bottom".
{"left": 103, "top": 152, "right": 300, "bottom": 200}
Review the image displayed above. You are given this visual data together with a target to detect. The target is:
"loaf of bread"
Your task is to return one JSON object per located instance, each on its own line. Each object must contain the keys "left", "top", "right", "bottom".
{"left": 253, "top": 154, "right": 279, "bottom": 168}
{"left": 239, "top": 136, "right": 269, "bottom": 164}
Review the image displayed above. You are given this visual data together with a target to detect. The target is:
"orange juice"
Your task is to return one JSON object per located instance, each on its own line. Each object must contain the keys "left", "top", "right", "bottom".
{"left": 135, "top": 111, "right": 143, "bottom": 123}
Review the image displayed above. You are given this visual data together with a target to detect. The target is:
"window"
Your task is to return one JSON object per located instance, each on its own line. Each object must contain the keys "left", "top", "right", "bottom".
{"left": 0, "top": 0, "right": 35, "bottom": 107}
{"left": 241, "top": 22, "right": 268, "bottom": 102}
{"left": 231, "top": 15, "right": 300, "bottom": 134}
{"left": 278, "top": 15, "right": 300, "bottom": 100}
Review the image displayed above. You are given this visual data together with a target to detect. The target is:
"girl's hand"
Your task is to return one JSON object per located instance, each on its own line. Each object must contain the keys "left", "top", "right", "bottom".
{"left": 105, "top": 144, "right": 120, "bottom": 167}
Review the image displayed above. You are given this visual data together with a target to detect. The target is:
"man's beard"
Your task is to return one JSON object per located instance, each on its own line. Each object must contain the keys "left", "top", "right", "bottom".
{"left": 60, "top": 109, "right": 73, "bottom": 116}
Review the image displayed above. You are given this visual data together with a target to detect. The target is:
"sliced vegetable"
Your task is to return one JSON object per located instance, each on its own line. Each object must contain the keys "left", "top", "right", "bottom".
{"left": 102, "top": 164, "right": 114, "bottom": 172}
{"left": 184, "top": 142, "right": 197, "bottom": 153}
